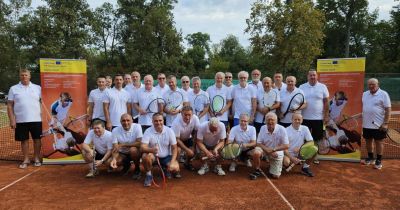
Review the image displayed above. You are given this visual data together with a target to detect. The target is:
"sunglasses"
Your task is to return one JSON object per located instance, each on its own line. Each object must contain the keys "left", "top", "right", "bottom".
{"left": 225, "top": 76, "right": 232, "bottom": 78}
{"left": 182, "top": 81, "right": 189, "bottom": 83}
{"left": 158, "top": 77, "right": 166, "bottom": 80}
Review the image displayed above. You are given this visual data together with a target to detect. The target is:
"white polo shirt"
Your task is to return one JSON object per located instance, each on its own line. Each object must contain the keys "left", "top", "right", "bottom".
{"left": 249, "top": 81, "right": 263, "bottom": 91}
{"left": 142, "top": 125, "right": 177, "bottom": 158}
{"left": 255, "top": 88, "right": 280, "bottom": 123}
{"left": 163, "top": 88, "right": 189, "bottom": 126}
{"left": 257, "top": 124, "right": 289, "bottom": 157}
{"left": 329, "top": 100, "right": 347, "bottom": 122}
{"left": 88, "top": 88, "right": 107, "bottom": 120}
{"left": 181, "top": 87, "right": 192, "bottom": 94}
{"left": 197, "top": 121, "right": 226, "bottom": 147}
{"left": 299, "top": 82, "right": 329, "bottom": 120}
{"left": 133, "top": 87, "right": 162, "bottom": 126}
{"left": 125, "top": 83, "right": 143, "bottom": 117}
{"left": 171, "top": 114, "right": 200, "bottom": 141}
{"left": 103, "top": 87, "right": 131, "bottom": 127}
{"left": 187, "top": 89, "right": 209, "bottom": 123}
{"left": 112, "top": 124, "right": 143, "bottom": 153}
{"left": 273, "top": 83, "right": 287, "bottom": 92}
{"left": 231, "top": 84, "right": 257, "bottom": 119}
{"left": 279, "top": 87, "right": 306, "bottom": 124}
{"left": 8, "top": 82, "right": 41, "bottom": 123}
{"left": 225, "top": 85, "right": 235, "bottom": 117}
{"left": 285, "top": 125, "right": 313, "bottom": 157}
{"left": 155, "top": 84, "right": 170, "bottom": 97}
{"left": 362, "top": 89, "right": 391, "bottom": 129}
{"left": 206, "top": 84, "right": 232, "bottom": 121}
{"left": 228, "top": 125, "right": 257, "bottom": 144}
{"left": 51, "top": 100, "right": 72, "bottom": 124}
{"left": 84, "top": 130, "right": 113, "bottom": 155}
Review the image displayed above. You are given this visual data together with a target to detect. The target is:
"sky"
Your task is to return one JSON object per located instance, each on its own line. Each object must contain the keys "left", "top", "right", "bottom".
{"left": 30, "top": 0, "right": 399, "bottom": 48}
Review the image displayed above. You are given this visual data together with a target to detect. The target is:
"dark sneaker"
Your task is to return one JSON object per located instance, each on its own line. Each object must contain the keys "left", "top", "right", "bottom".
{"left": 363, "top": 158, "right": 376, "bottom": 166}
{"left": 173, "top": 171, "right": 182, "bottom": 179}
{"left": 164, "top": 168, "right": 172, "bottom": 179}
{"left": 132, "top": 169, "right": 141, "bottom": 180}
{"left": 144, "top": 174, "right": 153, "bottom": 187}
{"left": 184, "top": 163, "right": 195, "bottom": 171}
{"left": 121, "top": 160, "right": 131, "bottom": 175}
{"left": 374, "top": 160, "right": 382, "bottom": 170}
{"left": 301, "top": 167, "right": 314, "bottom": 177}
{"left": 249, "top": 169, "right": 263, "bottom": 180}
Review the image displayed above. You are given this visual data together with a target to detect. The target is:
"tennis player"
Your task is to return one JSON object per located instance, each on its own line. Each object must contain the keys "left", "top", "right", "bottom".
{"left": 7, "top": 69, "right": 42, "bottom": 168}
{"left": 81, "top": 120, "right": 113, "bottom": 178}
{"left": 187, "top": 76, "right": 209, "bottom": 123}
{"left": 273, "top": 72, "right": 287, "bottom": 92}
{"left": 196, "top": 117, "right": 227, "bottom": 176}
{"left": 50, "top": 92, "right": 73, "bottom": 125}
{"left": 141, "top": 113, "right": 180, "bottom": 187}
{"left": 254, "top": 77, "right": 281, "bottom": 133}
{"left": 249, "top": 69, "right": 263, "bottom": 90}
{"left": 132, "top": 75, "right": 163, "bottom": 132}
{"left": 362, "top": 78, "right": 391, "bottom": 169}
{"left": 181, "top": 76, "right": 192, "bottom": 93}
{"left": 278, "top": 76, "right": 307, "bottom": 127}
{"left": 283, "top": 113, "right": 315, "bottom": 177}
{"left": 231, "top": 71, "right": 257, "bottom": 126}
{"left": 163, "top": 75, "right": 189, "bottom": 127}
{"left": 103, "top": 74, "right": 132, "bottom": 130}
{"left": 206, "top": 72, "right": 232, "bottom": 127}
{"left": 250, "top": 112, "right": 289, "bottom": 179}
{"left": 155, "top": 73, "right": 170, "bottom": 96}
{"left": 110, "top": 114, "right": 143, "bottom": 179}
{"left": 171, "top": 106, "right": 200, "bottom": 171}
{"left": 224, "top": 72, "right": 235, "bottom": 130}
{"left": 227, "top": 113, "right": 256, "bottom": 172}
{"left": 88, "top": 75, "right": 107, "bottom": 125}
{"left": 124, "top": 71, "right": 143, "bottom": 122}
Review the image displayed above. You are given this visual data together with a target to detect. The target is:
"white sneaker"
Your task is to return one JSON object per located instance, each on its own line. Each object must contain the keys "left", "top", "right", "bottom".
{"left": 246, "top": 159, "right": 252, "bottom": 167}
{"left": 229, "top": 162, "right": 237, "bottom": 172}
{"left": 214, "top": 165, "right": 226, "bottom": 176}
{"left": 198, "top": 164, "right": 209, "bottom": 175}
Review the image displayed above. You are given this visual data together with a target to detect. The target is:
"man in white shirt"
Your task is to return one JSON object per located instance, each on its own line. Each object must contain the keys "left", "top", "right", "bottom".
{"left": 283, "top": 113, "right": 315, "bottom": 177}
{"left": 250, "top": 112, "right": 289, "bottom": 179}
{"left": 227, "top": 113, "right": 256, "bottom": 172}
{"left": 273, "top": 72, "right": 287, "bottom": 92}
{"left": 81, "top": 120, "right": 113, "bottom": 178}
{"left": 123, "top": 73, "right": 132, "bottom": 87}
{"left": 124, "top": 71, "right": 143, "bottom": 123}
{"left": 141, "top": 113, "right": 180, "bottom": 187}
{"left": 249, "top": 69, "right": 263, "bottom": 90}
{"left": 180, "top": 76, "right": 192, "bottom": 93}
{"left": 7, "top": 69, "right": 42, "bottom": 168}
{"left": 155, "top": 73, "right": 170, "bottom": 96}
{"left": 171, "top": 106, "right": 200, "bottom": 171}
{"left": 133, "top": 75, "right": 163, "bottom": 132}
{"left": 255, "top": 77, "right": 281, "bottom": 133}
{"left": 224, "top": 72, "right": 235, "bottom": 129}
{"left": 103, "top": 74, "right": 132, "bottom": 130}
{"left": 163, "top": 75, "right": 189, "bottom": 126}
{"left": 110, "top": 114, "right": 143, "bottom": 179}
{"left": 362, "top": 78, "right": 391, "bottom": 170}
{"left": 299, "top": 70, "right": 330, "bottom": 142}
{"left": 187, "top": 76, "right": 209, "bottom": 123}
{"left": 88, "top": 75, "right": 107, "bottom": 125}
{"left": 105, "top": 75, "right": 113, "bottom": 89}
{"left": 206, "top": 72, "right": 232, "bottom": 127}
{"left": 196, "top": 117, "right": 227, "bottom": 176}
{"left": 231, "top": 71, "right": 257, "bottom": 126}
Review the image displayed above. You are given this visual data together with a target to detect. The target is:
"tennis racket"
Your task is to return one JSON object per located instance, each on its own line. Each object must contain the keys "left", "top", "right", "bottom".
{"left": 152, "top": 144, "right": 166, "bottom": 189}
{"left": 133, "top": 98, "right": 164, "bottom": 119}
{"left": 286, "top": 141, "right": 318, "bottom": 172}
{"left": 261, "top": 90, "right": 278, "bottom": 121}
{"left": 92, "top": 143, "right": 97, "bottom": 176}
{"left": 372, "top": 121, "right": 400, "bottom": 144}
{"left": 193, "top": 94, "right": 209, "bottom": 116}
{"left": 339, "top": 113, "right": 361, "bottom": 131}
{"left": 166, "top": 91, "right": 184, "bottom": 111}
{"left": 201, "top": 143, "right": 242, "bottom": 160}
{"left": 317, "top": 138, "right": 331, "bottom": 155}
{"left": 283, "top": 93, "right": 304, "bottom": 117}
{"left": 211, "top": 95, "right": 225, "bottom": 116}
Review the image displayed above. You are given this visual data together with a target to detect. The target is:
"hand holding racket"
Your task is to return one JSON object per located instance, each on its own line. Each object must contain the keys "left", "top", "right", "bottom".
{"left": 133, "top": 98, "right": 164, "bottom": 119}
{"left": 283, "top": 93, "right": 304, "bottom": 117}
{"left": 211, "top": 95, "right": 225, "bottom": 117}
{"left": 166, "top": 91, "right": 183, "bottom": 113}
{"left": 261, "top": 91, "right": 277, "bottom": 114}
{"left": 286, "top": 141, "right": 318, "bottom": 172}
{"left": 194, "top": 94, "right": 209, "bottom": 116}
{"left": 372, "top": 121, "right": 400, "bottom": 144}
{"left": 92, "top": 144, "right": 97, "bottom": 176}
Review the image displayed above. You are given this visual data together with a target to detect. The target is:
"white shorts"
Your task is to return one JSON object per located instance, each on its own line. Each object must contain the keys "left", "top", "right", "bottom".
{"left": 251, "top": 147, "right": 284, "bottom": 176}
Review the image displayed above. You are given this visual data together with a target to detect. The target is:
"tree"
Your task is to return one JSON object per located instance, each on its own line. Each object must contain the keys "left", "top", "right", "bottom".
{"left": 185, "top": 32, "right": 211, "bottom": 75}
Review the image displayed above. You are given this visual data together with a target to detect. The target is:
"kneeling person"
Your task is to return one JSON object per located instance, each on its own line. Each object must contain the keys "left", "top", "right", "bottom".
{"left": 82, "top": 120, "right": 113, "bottom": 178}
{"left": 141, "top": 113, "right": 180, "bottom": 187}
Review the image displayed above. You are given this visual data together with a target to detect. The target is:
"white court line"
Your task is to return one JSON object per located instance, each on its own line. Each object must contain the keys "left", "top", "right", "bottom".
{"left": 0, "top": 169, "right": 40, "bottom": 192}
{"left": 265, "top": 176, "right": 295, "bottom": 210}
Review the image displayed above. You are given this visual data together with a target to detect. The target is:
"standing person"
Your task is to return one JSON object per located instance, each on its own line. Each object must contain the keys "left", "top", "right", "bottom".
{"left": 187, "top": 76, "right": 209, "bottom": 123}
{"left": 231, "top": 71, "right": 257, "bottom": 126}
{"left": 103, "top": 74, "right": 132, "bottom": 131}
{"left": 207, "top": 72, "right": 232, "bottom": 127}
{"left": 133, "top": 75, "right": 163, "bottom": 132}
{"left": 249, "top": 69, "right": 263, "bottom": 90}
{"left": 141, "top": 113, "right": 180, "bottom": 187}
{"left": 180, "top": 76, "right": 192, "bottom": 93}
{"left": 88, "top": 75, "right": 107, "bottom": 125}
{"left": 155, "top": 73, "right": 170, "bottom": 96}
{"left": 254, "top": 77, "right": 280, "bottom": 133}
{"left": 362, "top": 78, "right": 391, "bottom": 170}
{"left": 7, "top": 69, "right": 42, "bottom": 168}
{"left": 123, "top": 73, "right": 132, "bottom": 87}
{"left": 163, "top": 75, "right": 189, "bottom": 127}
{"left": 224, "top": 72, "right": 235, "bottom": 130}
{"left": 273, "top": 72, "right": 286, "bottom": 92}
{"left": 299, "top": 70, "right": 329, "bottom": 142}
{"left": 125, "top": 71, "right": 143, "bottom": 122}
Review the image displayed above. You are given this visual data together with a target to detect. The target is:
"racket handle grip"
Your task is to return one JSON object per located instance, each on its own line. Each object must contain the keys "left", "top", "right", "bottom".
{"left": 133, "top": 114, "right": 140, "bottom": 119}
{"left": 286, "top": 163, "right": 295, "bottom": 172}
{"left": 201, "top": 156, "right": 208, "bottom": 160}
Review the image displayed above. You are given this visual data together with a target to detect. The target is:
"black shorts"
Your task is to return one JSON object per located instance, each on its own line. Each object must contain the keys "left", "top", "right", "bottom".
{"left": 302, "top": 119, "right": 324, "bottom": 141}
{"left": 254, "top": 122, "right": 264, "bottom": 134}
{"left": 182, "top": 138, "right": 194, "bottom": 148}
{"left": 15, "top": 122, "right": 42, "bottom": 141}
{"left": 141, "top": 125, "right": 151, "bottom": 133}
{"left": 95, "top": 151, "right": 105, "bottom": 160}
{"left": 363, "top": 128, "right": 386, "bottom": 141}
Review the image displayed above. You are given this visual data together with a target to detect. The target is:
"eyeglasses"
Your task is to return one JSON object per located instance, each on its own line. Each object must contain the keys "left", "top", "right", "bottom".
{"left": 158, "top": 77, "right": 166, "bottom": 80}
{"left": 225, "top": 76, "right": 232, "bottom": 78}
{"left": 182, "top": 81, "right": 189, "bottom": 83}
{"left": 239, "top": 77, "right": 247, "bottom": 79}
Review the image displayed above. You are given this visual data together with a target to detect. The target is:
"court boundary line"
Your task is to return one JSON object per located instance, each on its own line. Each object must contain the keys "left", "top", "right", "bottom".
{"left": 0, "top": 169, "right": 40, "bottom": 192}
{"left": 265, "top": 176, "right": 295, "bottom": 210}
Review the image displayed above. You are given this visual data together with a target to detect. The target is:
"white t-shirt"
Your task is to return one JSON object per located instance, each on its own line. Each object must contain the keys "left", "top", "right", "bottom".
{"left": 231, "top": 84, "right": 257, "bottom": 119}
{"left": 181, "top": 87, "right": 192, "bottom": 94}
{"left": 285, "top": 125, "right": 313, "bottom": 157}
{"left": 257, "top": 124, "right": 289, "bottom": 157}
{"left": 125, "top": 83, "right": 143, "bottom": 117}
{"left": 228, "top": 125, "right": 257, "bottom": 144}
{"left": 299, "top": 82, "right": 329, "bottom": 120}
{"left": 279, "top": 88, "right": 306, "bottom": 124}
{"left": 133, "top": 87, "right": 162, "bottom": 126}
{"left": 206, "top": 84, "right": 232, "bottom": 121}
{"left": 88, "top": 88, "right": 107, "bottom": 120}
{"left": 54, "top": 132, "right": 74, "bottom": 151}
{"left": 248, "top": 81, "right": 263, "bottom": 91}
{"left": 84, "top": 130, "right": 114, "bottom": 155}
{"left": 273, "top": 83, "right": 287, "bottom": 92}
{"left": 329, "top": 99, "right": 347, "bottom": 122}
{"left": 255, "top": 88, "right": 280, "bottom": 123}
{"left": 225, "top": 85, "right": 235, "bottom": 117}
{"left": 142, "top": 126, "right": 177, "bottom": 158}
{"left": 197, "top": 121, "right": 226, "bottom": 147}
{"left": 103, "top": 87, "right": 131, "bottom": 126}
{"left": 51, "top": 100, "right": 72, "bottom": 124}
{"left": 112, "top": 124, "right": 143, "bottom": 153}
{"left": 171, "top": 114, "right": 200, "bottom": 141}
{"left": 362, "top": 89, "right": 391, "bottom": 129}
{"left": 163, "top": 88, "right": 189, "bottom": 126}
{"left": 187, "top": 89, "right": 210, "bottom": 123}
{"left": 8, "top": 82, "right": 42, "bottom": 123}
{"left": 155, "top": 84, "right": 170, "bottom": 97}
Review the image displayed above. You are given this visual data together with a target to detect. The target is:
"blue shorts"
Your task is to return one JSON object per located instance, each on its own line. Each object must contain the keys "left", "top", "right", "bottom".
{"left": 157, "top": 155, "right": 172, "bottom": 168}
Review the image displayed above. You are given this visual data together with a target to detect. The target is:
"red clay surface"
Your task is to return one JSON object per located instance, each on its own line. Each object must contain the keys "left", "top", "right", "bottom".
{"left": 0, "top": 159, "right": 399, "bottom": 210}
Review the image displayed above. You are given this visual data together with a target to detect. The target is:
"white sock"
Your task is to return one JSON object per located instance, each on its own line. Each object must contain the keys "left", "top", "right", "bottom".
{"left": 146, "top": 171, "right": 152, "bottom": 176}
{"left": 303, "top": 163, "right": 310, "bottom": 168}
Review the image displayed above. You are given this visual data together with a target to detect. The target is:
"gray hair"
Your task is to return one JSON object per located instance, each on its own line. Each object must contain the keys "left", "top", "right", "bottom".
{"left": 208, "top": 117, "right": 220, "bottom": 126}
